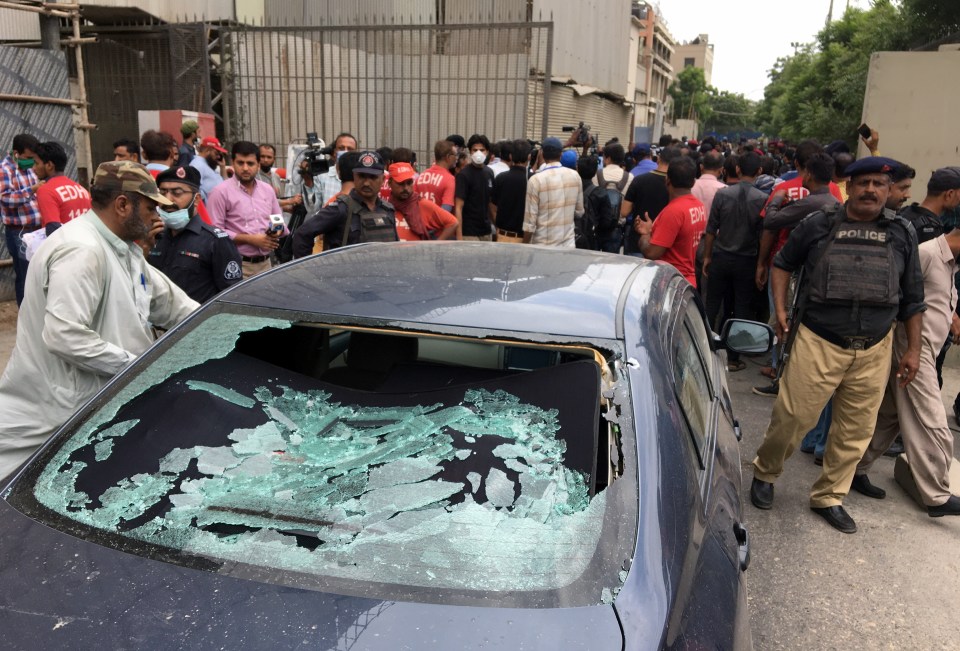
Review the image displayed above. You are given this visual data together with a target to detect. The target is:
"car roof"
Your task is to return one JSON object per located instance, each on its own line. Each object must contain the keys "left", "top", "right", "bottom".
{"left": 217, "top": 242, "right": 669, "bottom": 339}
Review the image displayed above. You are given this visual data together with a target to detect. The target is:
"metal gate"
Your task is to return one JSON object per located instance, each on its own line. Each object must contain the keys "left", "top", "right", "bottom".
{"left": 216, "top": 21, "right": 552, "bottom": 168}
{"left": 79, "top": 21, "right": 211, "bottom": 167}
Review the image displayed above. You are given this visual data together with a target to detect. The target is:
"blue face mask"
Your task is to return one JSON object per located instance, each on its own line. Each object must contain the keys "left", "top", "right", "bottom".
{"left": 156, "top": 199, "right": 193, "bottom": 230}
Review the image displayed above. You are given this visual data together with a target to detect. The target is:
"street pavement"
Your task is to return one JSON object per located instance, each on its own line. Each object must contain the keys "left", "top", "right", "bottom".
{"left": 731, "top": 353, "right": 960, "bottom": 651}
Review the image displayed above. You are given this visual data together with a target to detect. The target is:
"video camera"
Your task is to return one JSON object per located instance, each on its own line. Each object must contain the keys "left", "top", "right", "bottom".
{"left": 562, "top": 122, "right": 592, "bottom": 146}
{"left": 303, "top": 132, "right": 334, "bottom": 175}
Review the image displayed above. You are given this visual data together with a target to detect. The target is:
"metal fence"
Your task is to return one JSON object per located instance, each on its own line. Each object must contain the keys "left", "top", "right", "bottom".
{"left": 217, "top": 21, "right": 552, "bottom": 169}
{"left": 77, "top": 21, "right": 211, "bottom": 167}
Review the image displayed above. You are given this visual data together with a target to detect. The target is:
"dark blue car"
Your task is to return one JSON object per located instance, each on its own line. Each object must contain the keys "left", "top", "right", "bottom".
{"left": 0, "top": 243, "right": 768, "bottom": 649}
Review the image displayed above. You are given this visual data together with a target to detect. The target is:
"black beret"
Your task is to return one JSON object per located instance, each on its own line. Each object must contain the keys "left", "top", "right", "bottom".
{"left": 155, "top": 165, "right": 201, "bottom": 191}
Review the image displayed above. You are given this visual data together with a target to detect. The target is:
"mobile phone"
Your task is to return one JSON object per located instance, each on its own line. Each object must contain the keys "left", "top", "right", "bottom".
{"left": 857, "top": 123, "right": 872, "bottom": 139}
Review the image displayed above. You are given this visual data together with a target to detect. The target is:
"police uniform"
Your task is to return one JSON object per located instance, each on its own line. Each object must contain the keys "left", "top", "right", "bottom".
{"left": 148, "top": 214, "right": 243, "bottom": 303}
{"left": 291, "top": 151, "right": 398, "bottom": 258}
{"left": 752, "top": 157, "right": 926, "bottom": 519}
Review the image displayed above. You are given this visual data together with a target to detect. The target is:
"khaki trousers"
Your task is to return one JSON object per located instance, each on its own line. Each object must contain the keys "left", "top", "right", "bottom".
{"left": 857, "top": 330, "right": 954, "bottom": 506}
{"left": 462, "top": 234, "right": 493, "bottom": 242}
{"left": 242, "top": 258, "right": 272, "bottom": 279}
{"left": 753, "top": 324, "right": 893, "bottom": 507}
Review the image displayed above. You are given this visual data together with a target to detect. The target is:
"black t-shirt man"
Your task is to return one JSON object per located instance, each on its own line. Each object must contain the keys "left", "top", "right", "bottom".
{"left": 491, "top": 166, "right": 528, "bottom": 234}
{"left": 623, "top": 170, "right": 669, "bottom": 254}
{"left": 455, "top": 164, "right": 495, "bottom": 237}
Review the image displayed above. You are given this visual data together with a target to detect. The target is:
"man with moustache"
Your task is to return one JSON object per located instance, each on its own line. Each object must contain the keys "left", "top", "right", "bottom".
{"left": 291, "top": 150, "right": 398, "bottom": 257}
{"left": 749, "top": 157, "right": 926, "bottom": 534}
{"left": 0, "top": 161, "right": 198, "bottom": 479}
{"left": 387, "top": 162, "right": 457, "bottom": 241}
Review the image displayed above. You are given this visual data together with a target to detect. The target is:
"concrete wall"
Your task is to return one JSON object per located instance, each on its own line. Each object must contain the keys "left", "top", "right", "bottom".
{"left": 534, "top": 0, "right": 632, "bottom": 97}
{"left": 860, "top": 51, "right": 960, "bottom": 186}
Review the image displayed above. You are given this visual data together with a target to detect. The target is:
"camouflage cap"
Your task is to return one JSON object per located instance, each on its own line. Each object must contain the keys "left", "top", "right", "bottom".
{"left": 92, "top": 161, "right": 173, "bottom": 205}
{"left": 180, "top": 119, "right": 199, "bottom": 136}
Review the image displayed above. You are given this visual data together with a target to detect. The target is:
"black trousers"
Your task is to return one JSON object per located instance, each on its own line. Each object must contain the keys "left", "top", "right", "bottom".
{"left": 706, "top": 250, "right": 757, "bottom": 362}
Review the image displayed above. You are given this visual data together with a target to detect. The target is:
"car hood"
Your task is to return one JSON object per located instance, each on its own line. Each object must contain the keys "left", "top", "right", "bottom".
{"left": 0, "top": 499, "right": 623, "bottom": 650}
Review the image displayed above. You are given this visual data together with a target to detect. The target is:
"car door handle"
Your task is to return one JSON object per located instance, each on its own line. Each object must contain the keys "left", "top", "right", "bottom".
{"left": 734, "top": 522, "right": 750, "bottom": 571}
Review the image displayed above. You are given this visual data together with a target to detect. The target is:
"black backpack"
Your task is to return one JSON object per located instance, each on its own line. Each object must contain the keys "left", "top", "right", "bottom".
{"left": 596, "top": 168, "right": 628, "bottom": 233}
{"left": 575, "top": 183, "right": 611, "bottom": 250}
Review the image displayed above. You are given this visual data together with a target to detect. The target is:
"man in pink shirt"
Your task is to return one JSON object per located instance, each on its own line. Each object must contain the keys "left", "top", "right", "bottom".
{"left": 206, "top": 140, "right": 284, "bottom": 278}
{"left": 692, "top": 150, "right": 726, "bottom": 216}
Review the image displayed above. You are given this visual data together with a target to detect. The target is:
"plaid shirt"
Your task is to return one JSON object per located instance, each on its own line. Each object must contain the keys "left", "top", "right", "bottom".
{"left": 523, "top": 162, "right": 583, "bottom": 247}
{"left": 0, "top": 155, "right": 40, "bottom": 228}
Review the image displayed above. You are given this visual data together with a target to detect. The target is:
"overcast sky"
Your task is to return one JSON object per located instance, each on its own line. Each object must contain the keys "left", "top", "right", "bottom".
{"left": 660, "top": 0, "right": 873, "bottom": 101}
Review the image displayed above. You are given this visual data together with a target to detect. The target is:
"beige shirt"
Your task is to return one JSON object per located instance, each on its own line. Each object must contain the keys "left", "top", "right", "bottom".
{"left": 915, "top": 235, "right": 957, "bottom": 350}
{"left": 0, "top": 210, "right": 198, "bottom": 478}
{"left": 523, "top": 163, "right": 584, "bottom": 247}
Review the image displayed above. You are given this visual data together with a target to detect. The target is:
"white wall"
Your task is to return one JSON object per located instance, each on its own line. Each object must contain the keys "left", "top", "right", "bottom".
{"left": 860, "top": 51, "right": 960, "bottom": 188}
{"left": 534, "top": 0, "right": 632, "bottom": 96}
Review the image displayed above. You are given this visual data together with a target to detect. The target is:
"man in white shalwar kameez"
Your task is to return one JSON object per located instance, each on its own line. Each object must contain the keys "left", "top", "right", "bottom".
{"left": 0, "top": 161, "right": 199, "bottom": 479}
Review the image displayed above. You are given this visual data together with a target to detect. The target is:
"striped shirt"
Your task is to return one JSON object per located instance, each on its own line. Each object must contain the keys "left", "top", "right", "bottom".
{"left": 0, "top": 155, "right": 40, "bottom": 228}
{"left": 523, "top": 162, "right": 583, "bottom": 247}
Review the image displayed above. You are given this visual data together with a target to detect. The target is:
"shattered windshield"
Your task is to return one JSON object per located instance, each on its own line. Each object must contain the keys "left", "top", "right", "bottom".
{"left": 12, "top": 310, "right": 637, "bottom": 608}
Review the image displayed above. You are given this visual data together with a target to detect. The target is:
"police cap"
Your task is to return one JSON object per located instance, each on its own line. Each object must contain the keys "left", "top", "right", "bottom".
{"left": 844, "top": 156, "right": 902, "bottom": 178}
{"left": 156, "top": 165, "right": 201, "bottom": 191}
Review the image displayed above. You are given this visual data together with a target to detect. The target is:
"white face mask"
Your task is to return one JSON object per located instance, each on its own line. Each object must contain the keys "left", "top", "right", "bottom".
{"left": 470, "top": 150, "right": 487, "bottom": 166}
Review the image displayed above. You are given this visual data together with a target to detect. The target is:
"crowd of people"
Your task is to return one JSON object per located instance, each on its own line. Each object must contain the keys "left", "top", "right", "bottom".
{"left": 0, "top": 122, "right": 959, "bottom": 534}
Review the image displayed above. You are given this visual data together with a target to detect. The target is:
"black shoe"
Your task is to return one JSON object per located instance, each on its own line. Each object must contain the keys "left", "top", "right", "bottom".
{"left": 850, "top": 473, "right": 886, "bottom": 499}
{"left": 752, "top": 382, "right": 779, "bottom": 397}
{"left": 813, "top": 455, "right": 823, "bottom": 466}
{"left": 882, "top": 436, "right": 905, "bottom": 458}
{"left": 810, "top": 505, "right": 857, "bottom": 534}
{"left": 928, "top": 495, "right": 960, "bottom": 517}
{"left": 750, "top": 478, "right": 774, "bottom": 510}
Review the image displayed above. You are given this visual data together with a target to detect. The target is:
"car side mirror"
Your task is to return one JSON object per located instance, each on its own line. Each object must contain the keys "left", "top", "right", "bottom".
{"left": 719, "top": 319, "right": 774, "bottom": 355}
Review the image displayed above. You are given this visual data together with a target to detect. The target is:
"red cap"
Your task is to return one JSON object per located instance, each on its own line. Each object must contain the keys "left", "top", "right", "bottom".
{"left": 388, "top": 162, "right": 416, "bottom": 182}
{"left": 201, "top": 136, "right": 227, "bottom": 154}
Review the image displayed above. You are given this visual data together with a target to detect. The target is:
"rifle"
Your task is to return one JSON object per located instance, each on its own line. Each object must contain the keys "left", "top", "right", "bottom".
{"left": 773, "top": 267, "right": 804, "bottom": 383}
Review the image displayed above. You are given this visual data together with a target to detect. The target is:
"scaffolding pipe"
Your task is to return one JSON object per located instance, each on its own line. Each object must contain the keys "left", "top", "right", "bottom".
{"left": 0, "top": 92, "right": 81, "bottom": 106}
{"left": 71, "top": 8, "right": 94, "bottom": 176}
{"left": 0, "top": 0, "right": 72, "bottom": 17}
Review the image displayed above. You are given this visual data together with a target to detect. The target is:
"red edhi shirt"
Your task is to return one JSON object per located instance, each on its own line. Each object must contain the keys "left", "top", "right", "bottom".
{"left": 395, "top": 199, "right": 458, "bottom": 241}
{"left": 36, "top": 176, "right": 91, "bottom": 226}
{"left": 414, "top": 165, "right": 456, "bottom": 208}
{"left": 650, "top": 193, "right": 707, "bottom": 286}
{"left": 762, "top": 177, "right": 843, "bottom": 258}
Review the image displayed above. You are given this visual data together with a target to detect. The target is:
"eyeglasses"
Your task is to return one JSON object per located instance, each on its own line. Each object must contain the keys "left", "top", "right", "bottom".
{"left": 159, "top": 188, "right": 194, "bottom": 198}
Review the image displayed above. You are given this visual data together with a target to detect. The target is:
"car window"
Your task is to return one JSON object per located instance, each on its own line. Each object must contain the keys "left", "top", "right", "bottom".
{"left": 10, "top": 310, "right": 637, "bottom": 609}
{"left": 672, "top": 302, "right": 714, "bottom": 462}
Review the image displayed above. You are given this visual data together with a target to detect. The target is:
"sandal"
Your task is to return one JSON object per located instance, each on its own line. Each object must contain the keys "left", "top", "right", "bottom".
{"left": 760, "top": 366, "right": 777, "bottom": 379}
{"left": 727, "top": 360, "right": 746, "bottom": 372}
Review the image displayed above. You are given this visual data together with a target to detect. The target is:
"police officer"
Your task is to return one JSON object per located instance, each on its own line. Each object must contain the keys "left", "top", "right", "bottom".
{"left": 291, "top": 150, "right": 398, "bottom": 258}
{"left": 148, "top": 166, "right": 243, "bottom": 303}
{"left": 852, "top": 167, "right": 960, "bottom": 517}
{"left": 750, "top": 156, "right": 926, "bottom": 534}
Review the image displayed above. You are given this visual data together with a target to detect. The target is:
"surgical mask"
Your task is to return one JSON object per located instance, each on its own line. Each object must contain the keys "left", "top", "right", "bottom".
{"left": 17, "top": 157, "right": 34, "bottom": 170}
{"left": 471, "top": 151, "right": 486, "bottom": 166}
{"left": 156, "top": 204, "right": 192, "bottom": 230}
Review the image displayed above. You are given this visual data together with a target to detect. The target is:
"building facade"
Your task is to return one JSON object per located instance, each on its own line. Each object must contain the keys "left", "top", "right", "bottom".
{"left": 674, "top": 33, "right": 714, "bottom": 86}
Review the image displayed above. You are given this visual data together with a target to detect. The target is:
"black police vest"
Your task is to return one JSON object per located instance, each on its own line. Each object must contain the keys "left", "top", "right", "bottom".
{"left": 807, "top": 216, "right": 899, "bottom": 307}
{"left": 339, "top": 195, "right": 398, "bottom": 246}
{"left": 899, "top": 203, "right": 942, "bottom": 244}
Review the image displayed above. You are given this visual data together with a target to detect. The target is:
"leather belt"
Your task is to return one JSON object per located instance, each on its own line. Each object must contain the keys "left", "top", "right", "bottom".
{"left": 241, "top": 254, "right": 269, "bottom": 263}
{"left": 804, "top": 321, "right": 887, "bottom": 351}
{"left": 496, "top": 228, "right": 522, "bottom": 238}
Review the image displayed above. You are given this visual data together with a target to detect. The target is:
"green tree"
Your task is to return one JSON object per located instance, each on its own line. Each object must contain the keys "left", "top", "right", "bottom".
{"left": 703, "top": 89, "right": 757, "bottom": 134}
{"left": 668, "top": 66, "right": 712, "bottom": 124}
{"left": 756, "top": 0, "right": 905, "bottom": 145}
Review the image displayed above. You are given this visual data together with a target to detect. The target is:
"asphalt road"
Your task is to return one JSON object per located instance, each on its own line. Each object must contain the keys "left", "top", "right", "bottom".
{"left": 730, "top": 353, "right": 960, "bottom": 651}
